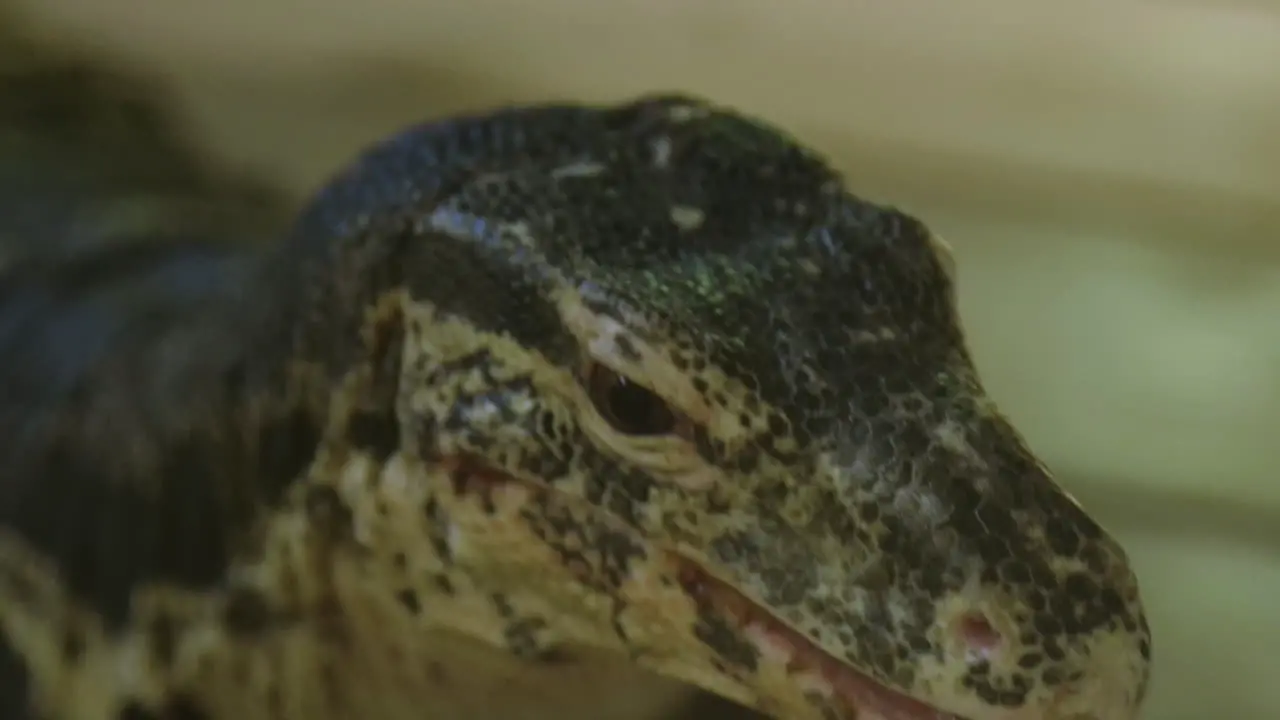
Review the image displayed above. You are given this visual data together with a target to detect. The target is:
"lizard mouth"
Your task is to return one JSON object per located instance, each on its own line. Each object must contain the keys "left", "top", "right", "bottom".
{"left": 672, "top": 557, "right": 966, "bottom": 720}
{"left": 448, "top": 458, "right": 966, "bottom": 719}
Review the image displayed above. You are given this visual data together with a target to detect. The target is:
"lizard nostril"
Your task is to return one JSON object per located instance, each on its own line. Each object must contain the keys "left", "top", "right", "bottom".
{"left": 955, "top": 611, "right": 1003, "bottom": 662}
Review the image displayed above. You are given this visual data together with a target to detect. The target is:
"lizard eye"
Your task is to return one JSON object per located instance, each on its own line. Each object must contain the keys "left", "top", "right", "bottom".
{"left": 587, "top": 364, "right": 682, "bottom": 437}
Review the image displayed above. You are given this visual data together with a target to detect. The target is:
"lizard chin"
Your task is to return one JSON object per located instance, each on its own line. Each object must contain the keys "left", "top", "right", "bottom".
{"left": 671, "top": 557, "right": 968, "bottom": 720}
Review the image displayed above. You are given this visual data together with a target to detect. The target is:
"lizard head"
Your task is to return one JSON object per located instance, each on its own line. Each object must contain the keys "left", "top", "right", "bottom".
{"left": 297, "top": 95, "right": 1151, "bottom": 720}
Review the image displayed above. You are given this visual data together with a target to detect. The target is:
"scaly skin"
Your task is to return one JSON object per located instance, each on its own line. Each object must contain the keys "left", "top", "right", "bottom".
{"left": 0, "top": 40, "right": 1151, "bottom": 720}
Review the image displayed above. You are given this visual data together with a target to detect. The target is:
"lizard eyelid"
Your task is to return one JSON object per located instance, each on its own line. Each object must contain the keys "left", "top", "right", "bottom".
{"left": 585, "top": 362, "right": 695, "bottom": 440}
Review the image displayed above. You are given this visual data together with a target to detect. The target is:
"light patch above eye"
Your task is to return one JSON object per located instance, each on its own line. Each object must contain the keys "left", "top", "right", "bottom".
{"left": 587, "top": 316, "right": 645, "bottom": 373}
{"left": 554, "top": 286, "right": 736, "bottom": 493}
{"left": 554, "top": 284, "right": 777, "bottom": 456}
{"left": 555, "top": 286, "right": 711, "bottom": 426}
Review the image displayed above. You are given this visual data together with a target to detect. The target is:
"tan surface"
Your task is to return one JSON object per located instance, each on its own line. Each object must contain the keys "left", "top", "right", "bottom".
{"left": 14, "top": 1, "right": 1280, "bottom": 717}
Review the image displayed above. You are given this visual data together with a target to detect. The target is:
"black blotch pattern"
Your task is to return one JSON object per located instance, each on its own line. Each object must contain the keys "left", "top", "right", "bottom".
{"left": 346, "top": 409, "right": 399, "bottom": 462}
{"left": 345, "top": 305, "right": 405, "bottom": 462}
{"left": 148, "top": 611, "right": 178, "bottom": 668}
{"left": 432, "top": 574, "right": 455, "bottom": 596}
{"left": 577, "top": 448, "right": 652, "bottom": 530}
{"left": 491, "top": 594, "right": 563, "bottom": 663}
{"left": 303, "top": 485, "right": 354, "bottom": 543}
{"left": 521, "top": 493, "right": 647, "bottom": 593}
{"left": 691, "top": 602, "right": 759, "bottom": 673}
{"left": 422, "top": 496, "right": 453, "bottom": 565}
{"left": 60, "top": 628, "right": 85, "bottom": 664}
{"left": 222, "top": 586, "right": 273, "bottom": 637}
{"left": 396, "top": 588, "right": 421, "bottom": 615}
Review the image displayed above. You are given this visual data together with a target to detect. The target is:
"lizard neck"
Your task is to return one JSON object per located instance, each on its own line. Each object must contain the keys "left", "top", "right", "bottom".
{"left": 194, "top": 447, "right": 700, "bottom": 720}
{"left": 0, "top": 236, "right": 326, "bottom": 626}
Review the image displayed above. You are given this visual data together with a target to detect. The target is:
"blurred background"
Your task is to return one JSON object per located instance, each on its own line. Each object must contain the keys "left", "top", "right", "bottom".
{"left": 8, "top": 0, "right": 1279, "bottom": 717}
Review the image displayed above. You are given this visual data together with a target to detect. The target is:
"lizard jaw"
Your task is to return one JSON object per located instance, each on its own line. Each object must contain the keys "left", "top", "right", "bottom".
{"left": 444, "top": 456, "right": 965, "bottom": 719}
{"left": 673, "top": 557, "right": 967, "bottom": 720}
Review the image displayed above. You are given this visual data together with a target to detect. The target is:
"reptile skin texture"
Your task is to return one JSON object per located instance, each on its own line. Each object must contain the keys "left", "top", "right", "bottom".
{"left": 0, "top": 30, "right": 1150, "bottom": 720}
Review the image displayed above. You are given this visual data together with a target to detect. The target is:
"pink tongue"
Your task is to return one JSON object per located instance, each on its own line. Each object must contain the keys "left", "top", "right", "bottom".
{"left": 674, "top": 558, "right": 962, "bottom": 720}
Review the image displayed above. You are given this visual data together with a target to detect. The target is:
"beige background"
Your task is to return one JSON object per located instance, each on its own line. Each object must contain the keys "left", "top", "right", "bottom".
{"left": 14, "top": 1, "right": 1280, "bottom": 717}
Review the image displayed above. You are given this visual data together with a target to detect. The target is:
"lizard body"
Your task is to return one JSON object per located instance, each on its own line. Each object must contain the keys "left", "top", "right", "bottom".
{"left": 0, "top": 29, "right": 286, "bottom": 266}
{"left": 0, "top": 39, "right": 1151, "bottom": 720}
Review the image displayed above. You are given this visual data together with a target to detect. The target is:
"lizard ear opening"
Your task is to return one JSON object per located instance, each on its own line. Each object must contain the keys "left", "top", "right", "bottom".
{"left": 586, "top": 362, "right": 693, "bottom": 439}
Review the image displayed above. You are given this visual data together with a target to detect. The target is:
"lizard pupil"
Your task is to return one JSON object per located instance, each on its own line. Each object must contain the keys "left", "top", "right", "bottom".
{"left": 588, "top": 365, "right": 677, "bottom": 436}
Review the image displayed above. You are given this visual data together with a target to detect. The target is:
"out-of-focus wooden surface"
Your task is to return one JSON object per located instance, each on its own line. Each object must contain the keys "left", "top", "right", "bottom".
{"left": 12, "top": 1, "right": 1280, "bottom": 718}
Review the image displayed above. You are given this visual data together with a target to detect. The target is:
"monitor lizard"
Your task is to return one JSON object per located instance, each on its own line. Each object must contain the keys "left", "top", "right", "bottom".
{"left": 0, "top": 29, "right": 1152, "bottom": 720}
